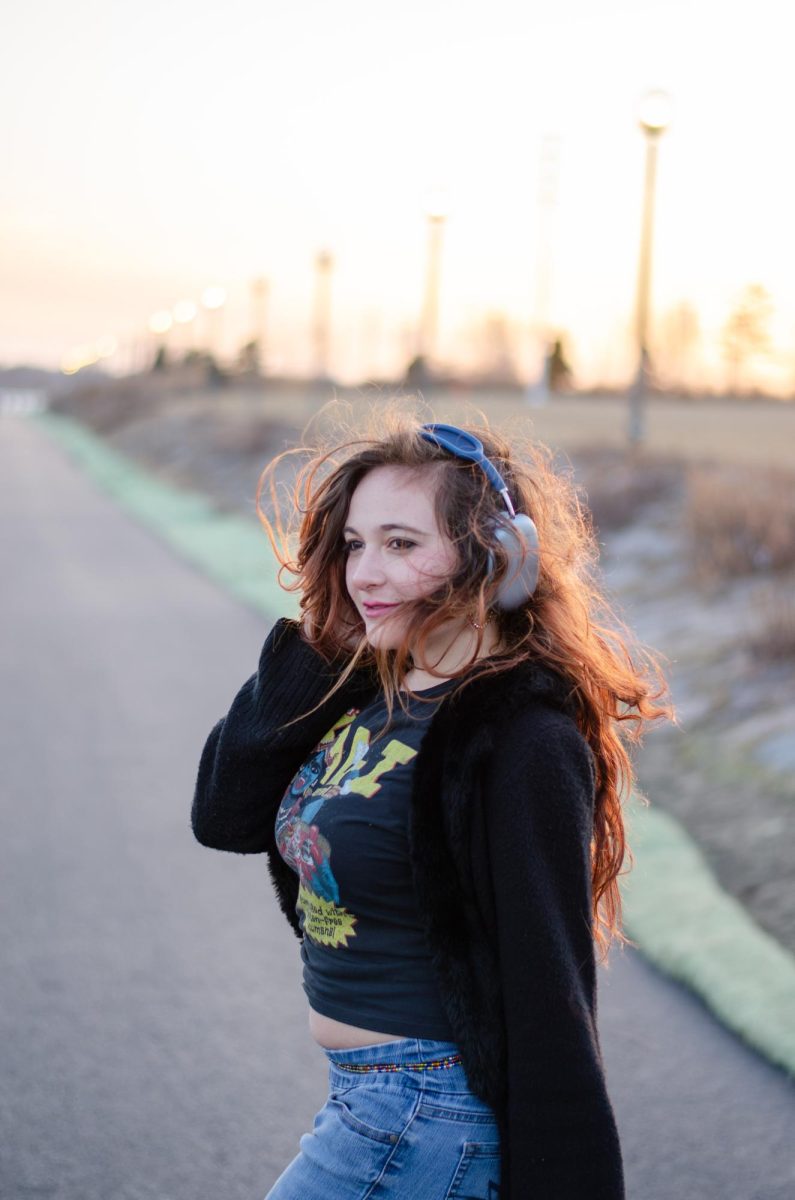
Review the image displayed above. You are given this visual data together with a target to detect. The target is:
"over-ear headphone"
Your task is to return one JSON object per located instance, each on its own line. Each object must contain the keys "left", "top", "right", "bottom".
{"left": 418, "top": 423, "right": 539, "bottom": 610}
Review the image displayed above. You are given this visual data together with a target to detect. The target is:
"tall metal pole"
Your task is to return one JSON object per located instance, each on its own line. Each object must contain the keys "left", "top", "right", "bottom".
{"left": 628, "top": 133, "right": 659, "bottom": 445}
{"left": 250, "top": 276, "right": 269, "bottom": 375}
{"left": 528, "top": 135, "right": 560, "bottom": 406}
{"left": 419, "top": 213, "right": 445, "bottom": 363}
{"left": 628, "top": 91, "right": 671, "bottom": 449}
{"left": 201, "top": 285, "right": 226, "bottom": 366}
{"left": 313, "top": 250, "right": 333, "bottom": 381}
{"left": 635, "top": 135, "right": 659, "bottom": 358}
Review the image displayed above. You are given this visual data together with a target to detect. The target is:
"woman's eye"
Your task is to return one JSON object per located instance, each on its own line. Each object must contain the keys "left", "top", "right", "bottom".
{"left": 342, "top": 538, "right": 415, "bottom": 553}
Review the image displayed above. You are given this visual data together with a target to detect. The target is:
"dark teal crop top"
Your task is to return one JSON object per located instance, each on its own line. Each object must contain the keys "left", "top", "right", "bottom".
{"left": 274, "top": 680, "right": 457, "bottom": 1040}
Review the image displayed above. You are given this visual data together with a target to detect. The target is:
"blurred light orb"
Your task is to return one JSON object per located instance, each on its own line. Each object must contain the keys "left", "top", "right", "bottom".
{"left": 638, "top": 89, "right": 673, "bottom": 135}
{"left": 173, "top": 299, "right": 198, "bottom": 323}
{"left": 148, "top": 310, "right": 173, "bottom": 334}
{"left": 201, "top": 285, "right": 226, "bottom": 310}
{"left": 96, "top": 335, "right": 117, "bottom": 357}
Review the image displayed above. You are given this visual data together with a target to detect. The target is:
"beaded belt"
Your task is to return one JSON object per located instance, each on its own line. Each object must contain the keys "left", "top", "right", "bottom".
{"left": 329, "top": 1052, "right": 463, "bottom": 1074}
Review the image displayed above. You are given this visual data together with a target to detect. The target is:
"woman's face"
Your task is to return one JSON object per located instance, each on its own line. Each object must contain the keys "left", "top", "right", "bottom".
{"left": 344, "top": 464, "right": 458, "bottom": 650}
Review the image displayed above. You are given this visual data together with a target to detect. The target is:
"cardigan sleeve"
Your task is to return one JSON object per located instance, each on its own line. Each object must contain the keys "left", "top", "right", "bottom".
{"left": 485, "top": 705, "right": 625, "bottom": 1200}
{"left": 191, "top": 617, "right": 375, "bottom": 854}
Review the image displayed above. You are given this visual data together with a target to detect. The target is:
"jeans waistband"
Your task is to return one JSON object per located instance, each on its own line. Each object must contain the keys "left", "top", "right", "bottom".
{"left": 321, "top": 1037, "right": 462, "bottom": 1074}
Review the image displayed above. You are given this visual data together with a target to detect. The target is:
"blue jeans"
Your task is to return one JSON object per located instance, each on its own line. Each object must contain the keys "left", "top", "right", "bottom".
{"left": 264, "top": 1037, "right": 502, "bottom": 1199}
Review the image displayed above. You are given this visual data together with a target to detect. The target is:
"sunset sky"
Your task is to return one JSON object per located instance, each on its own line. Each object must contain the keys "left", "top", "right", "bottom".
{"left": 3, "top": 0, "right": 794, "bottom": 390}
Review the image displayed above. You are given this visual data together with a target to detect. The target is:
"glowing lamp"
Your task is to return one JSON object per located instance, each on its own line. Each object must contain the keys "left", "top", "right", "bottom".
{"left": 148, "top": 310, "right": 173, "bottom": 334}
{"left": 638, "top": 89, "right": 673, "bottom": 136}
{"left": 173, "top": 300, "right": 198, "bottom": 323}
{"left": 201, "top": 285, "right": 226, "bottom": 310}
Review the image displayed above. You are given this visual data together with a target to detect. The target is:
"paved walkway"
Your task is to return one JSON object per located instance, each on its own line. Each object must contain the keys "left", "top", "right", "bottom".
{"left": 1, "top": 414, "right": 793, "bottom": 1199}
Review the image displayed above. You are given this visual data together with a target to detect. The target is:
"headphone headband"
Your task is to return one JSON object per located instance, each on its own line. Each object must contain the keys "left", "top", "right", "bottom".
{"left": 418, "top": 423, "right": 516, "bottom": 517}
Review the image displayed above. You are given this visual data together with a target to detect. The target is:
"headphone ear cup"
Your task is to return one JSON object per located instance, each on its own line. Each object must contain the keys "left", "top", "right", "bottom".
{"left": 488, "top": 513, "right": 540, "bottom": 611}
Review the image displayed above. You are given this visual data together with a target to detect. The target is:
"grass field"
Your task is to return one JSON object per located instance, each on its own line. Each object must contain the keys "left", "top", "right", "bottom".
{"left": 125, "top": 384, "right": 795, "bottom": 470}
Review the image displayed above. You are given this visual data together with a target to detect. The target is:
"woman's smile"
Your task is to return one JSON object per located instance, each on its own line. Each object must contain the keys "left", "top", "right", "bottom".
{"left": 362, "top": 601, "right": 399, "bottom": 617}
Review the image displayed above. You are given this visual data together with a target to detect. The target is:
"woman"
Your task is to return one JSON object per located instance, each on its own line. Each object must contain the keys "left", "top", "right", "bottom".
{"left": 191, "top": 406, "right": 674, "bottom": 1199}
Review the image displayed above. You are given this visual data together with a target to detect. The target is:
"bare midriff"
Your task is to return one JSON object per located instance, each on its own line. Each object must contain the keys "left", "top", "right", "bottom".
{"left": 308, "top": 1005, "right": 410, "bottom": 1049}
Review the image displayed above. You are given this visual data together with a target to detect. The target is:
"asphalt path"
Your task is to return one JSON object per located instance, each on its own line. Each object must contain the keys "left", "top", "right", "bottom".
{"left": 1, "top": 414, "right": 793, "bottom": 1200}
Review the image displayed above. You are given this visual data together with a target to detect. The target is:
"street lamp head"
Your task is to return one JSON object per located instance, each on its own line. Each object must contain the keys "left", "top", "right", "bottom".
{"left": 148, "top": 310, "right": 173, "bottom": 334}
{"left": 638, "top": 89, "right": 673, "bottom": 136}
{"left": 425, "top": 187, "right": 450, "bottom": 222}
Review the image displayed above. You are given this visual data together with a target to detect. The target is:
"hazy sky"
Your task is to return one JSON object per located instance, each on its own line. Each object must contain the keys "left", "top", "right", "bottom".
{"left": 3, "top": 0, "right": 793, "bottom": 388}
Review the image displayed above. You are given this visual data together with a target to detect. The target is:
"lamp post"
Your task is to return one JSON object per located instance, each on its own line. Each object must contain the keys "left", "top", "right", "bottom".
{"left": 250, "top": 276, "right": 269, "bottom": 376}
{"left": 201, "top": 284, "right": 227, "bottom": 365}
{"left": 148, "top": 309, "right": 173, "bottom": 369}
{"left": 313, "top": 251, "right": 334, "bottom": 382}
{"left": 628, "top": 89, "right": 672, "bottom": 448}
{"left": 417, "top": 190, "right": 449, "bottom": 369}
{"left": 528, "top": 135, "right": 560, "bottom": 407}
{"left": 173, "top": 299, "right": 198, "bottom": 360}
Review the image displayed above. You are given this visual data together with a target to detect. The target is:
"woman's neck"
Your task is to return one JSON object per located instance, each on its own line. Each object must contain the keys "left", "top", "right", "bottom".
{"left": 399, "top": 668, "right": 451, "bottom": 693}
{"left": 401, "top": 619, "right": 503, "bottom": 691}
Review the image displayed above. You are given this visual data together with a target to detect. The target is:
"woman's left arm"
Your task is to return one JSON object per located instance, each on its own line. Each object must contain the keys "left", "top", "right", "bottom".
{"left": 485, "top": 704, "right": 626, "bottom": 1200}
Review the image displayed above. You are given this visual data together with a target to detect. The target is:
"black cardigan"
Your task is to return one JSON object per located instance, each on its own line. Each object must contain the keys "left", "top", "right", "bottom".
{"left": 191, "top": 618, "right": 625, "bottom": 1199}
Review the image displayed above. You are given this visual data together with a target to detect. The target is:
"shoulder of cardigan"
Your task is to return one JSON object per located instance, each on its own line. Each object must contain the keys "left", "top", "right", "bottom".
{"left": 443, "top": 657, "right": 579, "bottom": 725}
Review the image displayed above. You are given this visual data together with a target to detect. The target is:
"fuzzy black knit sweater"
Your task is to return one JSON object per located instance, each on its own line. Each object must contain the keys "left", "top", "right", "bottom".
{"left": 191, "top": 618, "right": 625, "bottom": 1200}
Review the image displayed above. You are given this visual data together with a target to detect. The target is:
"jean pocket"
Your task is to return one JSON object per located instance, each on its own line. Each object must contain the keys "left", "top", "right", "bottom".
{"left": 328, "top": 1089, "right": 418, "bottom": 1146}
{"left": 444, "top": 1140, "right": 502, "bottom": 1199}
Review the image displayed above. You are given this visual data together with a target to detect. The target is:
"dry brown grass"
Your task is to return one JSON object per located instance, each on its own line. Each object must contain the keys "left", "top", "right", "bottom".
{"left": 745, "top": 579, "right": 795, "bottom": 661}
{"left": 568, "top": 447, "right": 685, "bottom": 532}
{"left": 682, "top": 463, "right": 795, "bottom": 584}
{"left": 208, "top": 416, "right": 298, "bottom": 457}
{"left": 51, "top": 376, "right": 163, "bottom": 434}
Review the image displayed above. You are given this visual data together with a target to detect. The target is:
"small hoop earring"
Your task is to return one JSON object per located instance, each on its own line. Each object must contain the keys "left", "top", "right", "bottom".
{"left": 467, "top": 613, "right": 493, "bottom": 631}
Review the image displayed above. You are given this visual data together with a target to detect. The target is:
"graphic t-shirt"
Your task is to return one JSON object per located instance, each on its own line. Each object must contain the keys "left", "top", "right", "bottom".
{"left": 274, "top": 679, "right": 457, "bottom": 1040}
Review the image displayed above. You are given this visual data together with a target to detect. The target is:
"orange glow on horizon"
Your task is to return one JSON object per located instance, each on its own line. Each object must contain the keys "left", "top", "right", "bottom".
{"left": 2, "top": 0, "right": 794, "bottom": 396}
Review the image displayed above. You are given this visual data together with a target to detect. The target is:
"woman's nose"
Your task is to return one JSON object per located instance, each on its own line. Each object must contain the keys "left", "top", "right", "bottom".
{"left": 349, "top": 547, "right": 386, "bottom": 589}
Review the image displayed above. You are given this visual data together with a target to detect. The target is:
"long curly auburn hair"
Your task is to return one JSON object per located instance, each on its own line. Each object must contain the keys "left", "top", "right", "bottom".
{"left": 255, "top": 399, "right": 676, "bottom": 963}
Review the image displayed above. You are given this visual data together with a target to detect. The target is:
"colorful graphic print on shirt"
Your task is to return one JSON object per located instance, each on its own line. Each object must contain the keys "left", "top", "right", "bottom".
{"left": 275, "top": 708, "right": 419, "bottom": 949}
